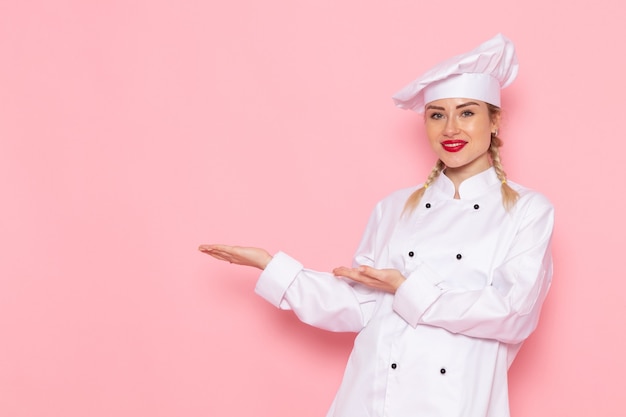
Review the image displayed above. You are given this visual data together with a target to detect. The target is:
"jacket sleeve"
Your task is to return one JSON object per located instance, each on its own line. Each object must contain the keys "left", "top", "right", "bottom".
{"left": 254, "top": 251, "right": 379, "bottom": 333}
{"left": 392, "top": 193, "right": 554, "bottom": 344}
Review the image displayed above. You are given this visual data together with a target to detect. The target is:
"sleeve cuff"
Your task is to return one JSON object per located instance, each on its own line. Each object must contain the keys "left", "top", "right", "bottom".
{"left": 254, "top": 251, "right": 303, "bottom": 307}
{"left": 393, "top": 261, "right": 448, "bottom": 327}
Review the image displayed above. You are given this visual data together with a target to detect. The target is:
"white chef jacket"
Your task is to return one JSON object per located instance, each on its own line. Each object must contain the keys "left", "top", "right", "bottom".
{"left": 255, "top": 167, "right": 554, "bottom": 417}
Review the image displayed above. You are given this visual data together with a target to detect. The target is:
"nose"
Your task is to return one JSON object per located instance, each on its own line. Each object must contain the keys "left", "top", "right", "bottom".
{"left": 443, "top": 117, "right": 459, "bottom": 137}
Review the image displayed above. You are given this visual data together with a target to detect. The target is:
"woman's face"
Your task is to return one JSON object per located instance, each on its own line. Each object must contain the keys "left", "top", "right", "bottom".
{"left": 424, "top": 98, "right": 499, "bottom": 178}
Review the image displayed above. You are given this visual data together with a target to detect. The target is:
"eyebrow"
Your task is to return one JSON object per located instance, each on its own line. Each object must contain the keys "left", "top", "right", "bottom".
{"left": 425, "top": 101, "right": 481, "bottom": 111}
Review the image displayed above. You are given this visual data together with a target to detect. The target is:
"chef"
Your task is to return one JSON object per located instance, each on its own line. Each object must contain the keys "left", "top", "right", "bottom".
{"left": 199, "top": 33, "right": 554, "bottom": 417}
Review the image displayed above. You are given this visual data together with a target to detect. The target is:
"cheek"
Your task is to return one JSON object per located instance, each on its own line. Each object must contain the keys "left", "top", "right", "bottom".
{"left": 473, "top": 133, "right": 492, "bottom": 154}
{"left": 467, "top": 123, "right": 492, "bottom": 145}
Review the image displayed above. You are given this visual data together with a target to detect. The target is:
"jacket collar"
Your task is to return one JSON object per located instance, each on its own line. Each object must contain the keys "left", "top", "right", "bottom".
{"left": 431, "top": 167, "right": 501, "bottom": 200}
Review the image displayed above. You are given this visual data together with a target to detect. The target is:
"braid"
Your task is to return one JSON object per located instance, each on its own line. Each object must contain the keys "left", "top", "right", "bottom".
{"left": 489, "top": 134, "right": 519, "bottom": 210}
{"left": 403, "top": 159, "right": 445, "bottom": 215}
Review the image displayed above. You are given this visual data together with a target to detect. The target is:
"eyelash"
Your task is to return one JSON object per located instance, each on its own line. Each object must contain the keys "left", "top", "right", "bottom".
{"left": 428, "top": 110, "right": 474, "bottom": 120}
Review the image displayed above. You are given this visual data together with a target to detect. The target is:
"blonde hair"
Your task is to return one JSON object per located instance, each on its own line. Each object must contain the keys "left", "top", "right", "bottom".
{"left": 403, "top": 104, "right": 519, "bottom": 214}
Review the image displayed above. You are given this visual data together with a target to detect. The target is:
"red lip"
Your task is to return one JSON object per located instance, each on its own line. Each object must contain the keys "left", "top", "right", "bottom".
{"left": 441, "top": 140, "right": 467, "bottom": 153}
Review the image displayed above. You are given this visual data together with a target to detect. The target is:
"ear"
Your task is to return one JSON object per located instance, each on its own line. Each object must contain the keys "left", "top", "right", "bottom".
{"left": 490, "top": 111, "right": 501, "bottom": 133}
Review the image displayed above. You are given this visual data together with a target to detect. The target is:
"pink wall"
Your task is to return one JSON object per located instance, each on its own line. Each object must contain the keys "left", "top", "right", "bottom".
{"left": 1, "top": 1, "right": 624, "bottom": 416}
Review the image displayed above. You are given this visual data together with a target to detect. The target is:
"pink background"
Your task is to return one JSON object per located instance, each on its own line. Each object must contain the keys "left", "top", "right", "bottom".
{"left": 1, "top": 1, "right": 624, "bottom": 416}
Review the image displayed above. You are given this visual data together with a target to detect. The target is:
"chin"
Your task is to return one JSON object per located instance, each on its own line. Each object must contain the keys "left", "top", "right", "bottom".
{"left": 438, "top": 158, "right": 467, "bottom": 169}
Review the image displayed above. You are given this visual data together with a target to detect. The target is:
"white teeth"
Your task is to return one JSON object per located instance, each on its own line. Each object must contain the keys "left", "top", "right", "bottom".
{"left": 443, "top": 142, "right": 465, "bottom": 148}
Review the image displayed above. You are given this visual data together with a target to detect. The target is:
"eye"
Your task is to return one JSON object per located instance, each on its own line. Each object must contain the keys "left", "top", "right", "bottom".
{"left": 461, "top": 110, "right": 474, "bottom": 117}
{"left": 429, "top": 112, "right": 444, "bottom": 120}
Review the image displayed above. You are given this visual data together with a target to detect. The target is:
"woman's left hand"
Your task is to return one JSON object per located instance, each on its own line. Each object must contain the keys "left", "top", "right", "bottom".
{"left": 332, "top": 265, "right": 406, "bottom": 294}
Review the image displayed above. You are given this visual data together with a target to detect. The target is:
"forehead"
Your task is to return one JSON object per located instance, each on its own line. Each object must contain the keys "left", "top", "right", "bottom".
{"left": 425, "top": 98, "right": 487, "bottom": 110}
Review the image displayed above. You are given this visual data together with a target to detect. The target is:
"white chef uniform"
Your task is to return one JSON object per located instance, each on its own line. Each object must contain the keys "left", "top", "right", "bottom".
{"left": 255, "top": 167, "right": 554, "bottom": 417}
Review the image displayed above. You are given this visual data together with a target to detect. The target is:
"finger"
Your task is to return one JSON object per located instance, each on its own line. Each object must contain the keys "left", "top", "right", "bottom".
{"left": 332, "top": 266, "right": 347, "bottom": 275}
{"left": 199, "top": 247, "right": 237, "bottom": 262}
{"left": 198, "top": 244, "right": 223, "bottom": 254}
{"left": 334, "top": 269, "right": 375, "bottom": 286}
{"left": 333, "top": 266, "right": 357, "bottom": 278}
{"left": 198, "top": 246, "right": 221, "bottom": 256}
{"left": 201, "top": 251, "right": 230, "bottom": 262}
{"left": 199, "top": 246, "right": 236, "bottom": 258}
{"left": 199, "top": 244, "right": 235, "bottom": 252}
{"left": 357, "top": 265, "right": 383, "bottom": 279}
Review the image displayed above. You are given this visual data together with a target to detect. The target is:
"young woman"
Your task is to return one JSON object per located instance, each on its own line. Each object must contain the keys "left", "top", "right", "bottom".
{"left": 199, "top": 34, "right": 554, "bottom": 417}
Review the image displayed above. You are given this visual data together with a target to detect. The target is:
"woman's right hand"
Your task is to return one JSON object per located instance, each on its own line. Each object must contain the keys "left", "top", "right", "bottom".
{"left": 198, "top": 244, "right": 273, "bottom": 270}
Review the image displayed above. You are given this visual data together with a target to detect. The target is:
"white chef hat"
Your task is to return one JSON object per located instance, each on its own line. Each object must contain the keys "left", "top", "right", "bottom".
{"left": 392, "top": 33, "right": 518, "bottom": 113}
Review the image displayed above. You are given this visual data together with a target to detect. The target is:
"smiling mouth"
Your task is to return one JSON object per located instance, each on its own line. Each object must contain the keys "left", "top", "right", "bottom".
{"left": 441, "top": 140, "right": 467, "bottom": 152}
